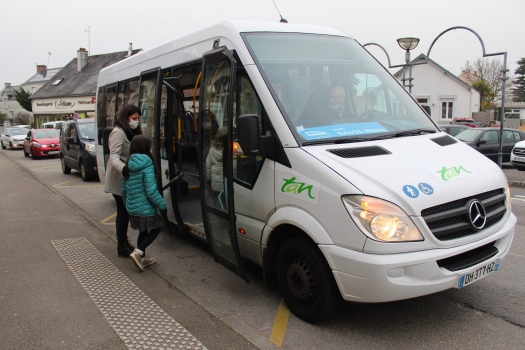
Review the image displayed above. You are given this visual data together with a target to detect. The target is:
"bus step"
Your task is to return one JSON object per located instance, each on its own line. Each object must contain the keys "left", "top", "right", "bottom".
{"left": 185, "top": 222, "right": 206, "bottom": 241}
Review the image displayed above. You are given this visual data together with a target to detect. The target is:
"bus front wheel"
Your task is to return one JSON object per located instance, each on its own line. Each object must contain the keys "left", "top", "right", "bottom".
{"left": 276, "top": 238, "right": 341, "bottom": 323}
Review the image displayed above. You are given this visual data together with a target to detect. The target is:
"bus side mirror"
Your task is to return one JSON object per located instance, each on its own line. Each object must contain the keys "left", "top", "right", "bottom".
{"left": 236, "top": 114, "right": 261, "bottom": 156}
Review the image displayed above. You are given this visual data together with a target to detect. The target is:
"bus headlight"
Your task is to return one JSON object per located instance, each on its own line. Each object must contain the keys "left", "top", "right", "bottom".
{"left": 505, "top": 183, "right": 511, "bottom": 212}
{"left": 342, "top": 195, "right": 423, "bottom": 242}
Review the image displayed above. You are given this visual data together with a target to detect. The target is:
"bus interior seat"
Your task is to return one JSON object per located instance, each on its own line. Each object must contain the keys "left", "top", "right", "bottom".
{"left": 297, "top": 85, "right": 331, "bottom": 128}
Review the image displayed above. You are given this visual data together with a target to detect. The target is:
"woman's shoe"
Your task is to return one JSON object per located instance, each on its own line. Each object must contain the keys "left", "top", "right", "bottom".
{"left": 141, "top": 257, "right": 156, "bottom": 267}
{"left": 129, "top": 249, "right": 144, "bottom": 271}
{"left": 117, "top": 240, "right": 135, "bottom": 257}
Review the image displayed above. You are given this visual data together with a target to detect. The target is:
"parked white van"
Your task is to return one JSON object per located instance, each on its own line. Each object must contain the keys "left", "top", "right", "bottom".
{"left": 41, "top": 121, "right": 63, "bottom": 129}
{"left": 95, "top": 20, "right": 515, "bottom": 322}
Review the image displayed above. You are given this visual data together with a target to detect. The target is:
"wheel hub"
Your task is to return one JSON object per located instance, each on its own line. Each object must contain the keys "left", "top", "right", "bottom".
{"left": 286, "top": 258, "right": 316, "bottom": 302}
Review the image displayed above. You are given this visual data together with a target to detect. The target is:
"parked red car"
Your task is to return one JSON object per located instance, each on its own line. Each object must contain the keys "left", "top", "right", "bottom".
{"left": 452, "top": 117, "right": 477, "bottom": 128}
{"left": 23, "top": 129, "right": 60, "bottom": 159}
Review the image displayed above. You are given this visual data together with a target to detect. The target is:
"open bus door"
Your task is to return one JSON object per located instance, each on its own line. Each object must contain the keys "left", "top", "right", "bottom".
{"left": 199, "top": 47, "right": 250, "bottom": 283}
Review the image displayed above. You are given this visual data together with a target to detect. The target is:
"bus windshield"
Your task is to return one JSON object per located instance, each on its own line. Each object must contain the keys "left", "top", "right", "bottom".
{"left": 242, "top": 33, "right": 436, "bottom": 145}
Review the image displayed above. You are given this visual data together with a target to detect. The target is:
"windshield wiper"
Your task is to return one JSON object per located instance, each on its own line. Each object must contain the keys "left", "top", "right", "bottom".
{"left": 393, "top": 128, "right": 436, "bottom": 138}
{"left": 302, "top": 139, "right": 337, "bottom": 146}
{"left": 302, "top": 134, "right": 392, "bottom": 146}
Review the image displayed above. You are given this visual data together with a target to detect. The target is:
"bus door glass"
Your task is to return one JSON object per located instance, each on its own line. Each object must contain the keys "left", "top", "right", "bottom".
{"left": 163, "top": 65, "right": 204, "bottom": 239}
{"left": 200, "top": 48, "right": 249, "bottom": 282}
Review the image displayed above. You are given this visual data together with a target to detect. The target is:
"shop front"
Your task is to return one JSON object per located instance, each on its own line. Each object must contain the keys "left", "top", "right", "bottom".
{"left": 32, "top": 95, "right": 96, "bottom": 127}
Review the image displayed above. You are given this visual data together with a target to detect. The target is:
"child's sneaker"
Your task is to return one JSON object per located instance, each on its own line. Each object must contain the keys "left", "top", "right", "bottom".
{"left": 130, "top": 249, "right": 144, "bottom": 271}
{"left": 142, "top": 257, "right": 156, "bottom": 267}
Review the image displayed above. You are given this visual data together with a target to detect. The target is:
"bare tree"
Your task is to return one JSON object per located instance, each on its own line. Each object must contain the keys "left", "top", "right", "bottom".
{"left": 14, "top": 110, "right": 33, "bottom": 126}
{"left": 460, "top": 58, "right": 515, "bottom": 103}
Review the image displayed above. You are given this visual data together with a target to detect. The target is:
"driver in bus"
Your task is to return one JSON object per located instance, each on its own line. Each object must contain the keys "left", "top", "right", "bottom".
{"left": 299, "top": 85, "right": 355, "bottom": 128}
{"left": 328, "top": 86, "right": 353, "bottom": 123}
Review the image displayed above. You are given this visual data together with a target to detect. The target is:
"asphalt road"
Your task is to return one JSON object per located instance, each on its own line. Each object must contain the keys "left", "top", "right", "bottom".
{"left": 1, "top": 147, "right": 524, "bottom": 349}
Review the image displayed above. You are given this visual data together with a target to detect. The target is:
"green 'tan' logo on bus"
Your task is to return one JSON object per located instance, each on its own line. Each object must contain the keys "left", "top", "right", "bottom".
{"left": 281, "top": 177, "right": 315, "bottom": 199}
{"left": 437, "top": 165, "right": 472, "bottom": 181}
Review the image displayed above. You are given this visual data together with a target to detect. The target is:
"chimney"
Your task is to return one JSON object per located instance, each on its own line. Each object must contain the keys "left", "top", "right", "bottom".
{"left": 127, "top": 43, "right": 133, "bottom": 57}
{"left": 5, "top": 83, "right": 11, "bottom": 88}
{"left": 77, "top": 48, "right": 88, "bottom": 72}
{"left": 37, "top": 64, "right": 47, "bottom": 73}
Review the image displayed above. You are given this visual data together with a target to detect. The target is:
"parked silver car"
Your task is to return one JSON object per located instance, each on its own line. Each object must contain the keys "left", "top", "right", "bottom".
{"left": 1, "top": 127, "right": 29, "bottom": 149}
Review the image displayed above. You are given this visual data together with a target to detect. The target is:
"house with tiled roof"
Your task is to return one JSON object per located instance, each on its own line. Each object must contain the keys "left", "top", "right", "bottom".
{"left": 30, "top": 47, "right": 140, "bottom": 127}
{"left": 394, "top": 54, "right": 480, "bottom": 125}
{"left": 21, "top": 65, "right": 63, "bottom": 95}
{"left": 1, "top": 83, "right": 22, "bottom": 121}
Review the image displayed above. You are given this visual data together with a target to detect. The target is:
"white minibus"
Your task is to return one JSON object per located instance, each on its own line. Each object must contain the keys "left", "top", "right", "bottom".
{"left": 95, "top": 20, "right": 515, "bottom": 322}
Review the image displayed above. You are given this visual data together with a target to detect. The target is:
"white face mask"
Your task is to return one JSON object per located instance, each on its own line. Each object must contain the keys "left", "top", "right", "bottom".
{"left": 129, "top": 120, "right": 139, "bottom": 129}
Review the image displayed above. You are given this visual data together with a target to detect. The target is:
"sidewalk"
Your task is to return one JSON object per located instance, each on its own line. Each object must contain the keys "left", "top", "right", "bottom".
{"left": 0, "top": 152, "right": 256, "bottom": 349}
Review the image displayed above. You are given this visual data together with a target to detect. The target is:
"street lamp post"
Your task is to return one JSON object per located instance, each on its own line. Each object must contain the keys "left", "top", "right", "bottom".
{"left": 397, "top": 38, "right": 420, "bottom": 94}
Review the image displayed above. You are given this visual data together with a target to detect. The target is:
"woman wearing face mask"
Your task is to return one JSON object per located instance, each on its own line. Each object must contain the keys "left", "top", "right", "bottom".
{"left": 104, "top": 104, "right": 143, "bottom": 257}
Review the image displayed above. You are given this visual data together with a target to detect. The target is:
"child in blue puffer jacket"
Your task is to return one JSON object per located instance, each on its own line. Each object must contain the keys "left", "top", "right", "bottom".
{"left": 121, "top": 135, "right": 168, "bottom": 271}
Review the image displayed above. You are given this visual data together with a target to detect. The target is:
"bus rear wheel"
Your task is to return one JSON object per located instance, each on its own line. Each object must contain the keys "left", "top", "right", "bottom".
{"left": 276, "top": 238, "right": 341, "bottom": 323}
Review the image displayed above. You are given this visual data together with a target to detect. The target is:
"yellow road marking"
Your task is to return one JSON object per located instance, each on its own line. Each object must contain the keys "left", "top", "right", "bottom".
{"left": 101, "top": 212, "right": 117, "bottom": 224}
{"left": 53, "top": 179, "right": 76, "bottom": 187}
{"left": 269, "top": 299, "right": 290, "bottom": 347}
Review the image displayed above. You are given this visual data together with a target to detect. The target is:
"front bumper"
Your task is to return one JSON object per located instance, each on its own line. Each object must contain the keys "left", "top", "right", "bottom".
{"left": 320, "top": 212, "right": 516, "bottom": 303}
{"left": 10, "top": 140, "right": 25, "bottom": 148}
{"left": 33, "top": 146, "right": 60, "bottom": 157}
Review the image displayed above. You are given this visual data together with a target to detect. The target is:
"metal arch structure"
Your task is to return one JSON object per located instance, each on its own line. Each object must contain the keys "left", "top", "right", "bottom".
{"left": 426, "top": 26, "right": 509, "bottom": 168}
{"left": 362, "top": 42, "right": 426, "bottom": 94}
{"left": 365, "top": 26, "right": 509, "bottom": 168}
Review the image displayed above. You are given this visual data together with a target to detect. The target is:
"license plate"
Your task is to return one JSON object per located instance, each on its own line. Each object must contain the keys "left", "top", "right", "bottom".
{"left": 458, "top": 258, "right": 500, "bottom": 288}
{"left": 514, "top": 156, "right": 525, "bottom": 162}
{"left": 48, "top": 151, "right": 59, "bottom": 155}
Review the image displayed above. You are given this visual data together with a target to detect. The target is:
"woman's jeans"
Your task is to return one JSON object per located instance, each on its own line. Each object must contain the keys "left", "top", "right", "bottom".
{"left": 112, "top": 194, "right": 131, "bottom": 253}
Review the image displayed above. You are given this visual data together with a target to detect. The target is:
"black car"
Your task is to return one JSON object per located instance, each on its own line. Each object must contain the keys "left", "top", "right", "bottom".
{"left": 454, "top": 127, "right": 525, "bottom": 163}
{"left": 59, "top": 118, "right": 99, "bottom": 181}
{"left": 440, "top": 125, "right": 471, "bottom": 137}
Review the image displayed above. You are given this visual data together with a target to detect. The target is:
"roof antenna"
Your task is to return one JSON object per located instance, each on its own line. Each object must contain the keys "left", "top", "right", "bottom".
{"left": 272, "top": 0, "right": 288, "bottom": 23}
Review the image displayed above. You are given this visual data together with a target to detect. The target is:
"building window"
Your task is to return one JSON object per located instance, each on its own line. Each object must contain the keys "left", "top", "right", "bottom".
{"left": 441, "top": 100, "right": 454, "bottom": 119}
{"left": 3, "top": 97, "right": 7, "bottom": 108}
{"left": 31, "top": 87, "right": 36, "bottom": 93}
{"left": 417, "top": 98, "right": 428, "bottom": 103}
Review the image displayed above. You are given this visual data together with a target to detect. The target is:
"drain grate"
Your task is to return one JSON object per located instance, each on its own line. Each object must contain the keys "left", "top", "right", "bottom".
{"left": 52, "top": 237, "right": 206, "bottom": 350}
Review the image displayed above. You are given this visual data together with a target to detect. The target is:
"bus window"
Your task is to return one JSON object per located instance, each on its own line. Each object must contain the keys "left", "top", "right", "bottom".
{"left": 233, "top": 75, "right": 264, "bottom": 187}
{"left": 117, "top": 79, "right": 140, "bottom": 111}
{"left": 105, "top": 85, "right": 117, "bottom": 128}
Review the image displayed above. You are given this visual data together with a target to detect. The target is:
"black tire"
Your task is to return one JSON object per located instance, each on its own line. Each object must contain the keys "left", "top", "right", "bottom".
{"left": 24, "top": 148, "right": 29, "bottom": 157}
{"left": 276, "top": 238, "right": 342, "bottom": 323}
{"left": 80, "top": 160, "right": 90, "bottom": 181}
{"left": 9, "top": 142, "right": 14, "bottom": 150}
{"left": 1, "top": 141, "right": 5, "bottom": 149}
{"left": 61, "top": 156, "right": 71, "bottom": 174}
{"left": 30, "top": 149, "right": 37, "bottom": 159}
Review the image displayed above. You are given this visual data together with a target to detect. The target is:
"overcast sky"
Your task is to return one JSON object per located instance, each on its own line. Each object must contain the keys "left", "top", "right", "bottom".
{"left": 2, "top": 0, "right": 523, "bottom": 87}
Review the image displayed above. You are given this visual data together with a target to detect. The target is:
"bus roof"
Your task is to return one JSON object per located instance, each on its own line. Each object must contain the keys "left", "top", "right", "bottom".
{"left": 97, "top": 20, "right": 351, "bottom": 86}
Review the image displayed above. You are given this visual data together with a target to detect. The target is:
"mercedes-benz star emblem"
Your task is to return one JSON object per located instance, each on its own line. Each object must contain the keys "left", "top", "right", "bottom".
{"left": 468, "top": 200, "right": 487, "bottom": 230}
{"left": 51, "top": 143, "right": 56, "bottom": 148}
